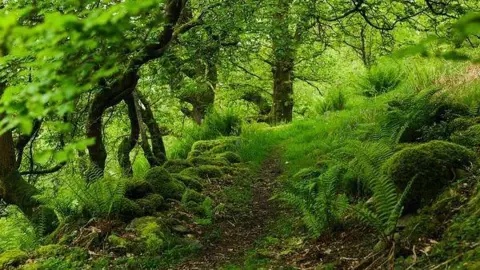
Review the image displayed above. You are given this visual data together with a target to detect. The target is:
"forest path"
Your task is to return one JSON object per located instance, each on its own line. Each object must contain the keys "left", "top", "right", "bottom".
{"left": 174, "top": 151, "right": 283, "bottom": 269}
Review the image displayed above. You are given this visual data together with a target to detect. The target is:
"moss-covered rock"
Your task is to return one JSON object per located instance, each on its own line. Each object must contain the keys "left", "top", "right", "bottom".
{"left": 183, "top": 201, "right": 204, "bottom": 216}
{"left": 448, "top": 117, "right": 480, "bottom": 133}
{"left": 34, "top": 244, "right": 65, "bottom": 257}
{"left": 216, "top": 151, "right": 242, "bottom": 164}
{"left": 126, "top": 216, "right": 168, "bottom": 254}
{"left": 163, "top": 159, "right": 193, "bottom": 174}
{"left": 107, "top": 234, "right": 128, "bottom": 252}
{"left": 182, "top": 189, "right": 206, "bottom": 204}
{"left": 145, "top": 167, "right": 173, "bottom": 185}
{"left": 180, "top": 165, "right": 224, "bottom": 179}
{"left": 118, "top": 198, "right": 144, "bottom": 221}
{"left": 0, "top": 249, "right": 28, "bottom": 268}
{"left": 135, "top": 194, "right": 165, "bottom": 215}
{"left": 144, "top": 194, "right": 165, "bottom": 209}
{"left": 135, "top": 198, "right": 157, "bottom": 215}
{"left": 144, "top": 167, "right": 185, "bottom": 200}
{"left": 451, "top": 124, "right": 480, "bottom": 150}
{"left": 125, "top": 179, "right": 154, "bottom": 199}
{"left": 189, "top": 156, "right": 230, "bottom": 167}
{"left": 158, "top": 180, "right": 186, "bottom": 200}
{"left": 189, "top": 137, "right": 239, "bottom": 156}
{"left": 172, "top": 174, "right": 203, "bottom": 191}
{"left": 187, "top": 150, "right": 202, "bottom": 159}
{"left": 384, "top": 140, "right": 477, "bottom": 212}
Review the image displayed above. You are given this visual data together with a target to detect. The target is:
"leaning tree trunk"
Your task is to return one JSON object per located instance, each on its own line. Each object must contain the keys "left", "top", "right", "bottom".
{"left": 86, "top": 0, "right": 186, "bottom": 177}
{"left": 0, "top": 130, "right": 39, "bottom": 217}
{"left": 117, "top": 94, "right": 140, "bottom": 177}
{"left": 137, "top": 92, "right": 167, "bottom": 166}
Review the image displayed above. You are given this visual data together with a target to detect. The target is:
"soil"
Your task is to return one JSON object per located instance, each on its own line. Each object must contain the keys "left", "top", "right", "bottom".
{"left": 174, "top": 152, "right": 283, "bottom": 269}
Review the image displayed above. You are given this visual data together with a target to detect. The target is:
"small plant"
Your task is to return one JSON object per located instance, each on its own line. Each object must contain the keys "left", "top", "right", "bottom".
{"left": 314, "top": 90, "right": 347, "bottom": 114}
{"left": 170, "top": 109, "right": 242, "bottom": 158}
{"left": 279, "top": 166, "right": 349, "bottom": 236}
{"left": 359, "top": 63, "right": 403, "bottom": 97}
{"left": 353, "top": 176, "right": 414, "bottom": 249}
{"left": 0, "top": 205, "right": 38, "bottom": 252}
{"left": 37, "top": 176, "right": 126, "bottom": 221}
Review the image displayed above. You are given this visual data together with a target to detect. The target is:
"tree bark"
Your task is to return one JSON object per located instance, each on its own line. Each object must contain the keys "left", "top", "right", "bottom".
{"left": 271, "top": 58, "right": 294, "bottom": 124}
{"left": 86, "top": 0, "right": 186, "bottom": 175}
{"left": 270, "top": 0, "right": 295, "bottom": 124}
{"left": 117, "top": 94, "right": 140, "bottom": 177}
{"left": 86, "top": 71, "right": 139, "bottom": 174}
{"left": 137, "top": 92, "right": 167, "bottom": 165}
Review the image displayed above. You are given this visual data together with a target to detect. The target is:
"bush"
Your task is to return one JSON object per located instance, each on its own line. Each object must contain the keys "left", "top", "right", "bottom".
{"left": 359, "top": 63, "right": 403, "bottom": 97}
{"left": 384, "top": 90, "right": 472, "bottom": 143}
{"left": 314, "top": 90, "right": 347, "bottom": 114}
{"left": 384, "top": 141, "right": 477, "bottom": 212}
{"left": 279, "top": 166, "right": 349, "bottom": 236}
{"left": 36, "top": 176, "right": 126, "bottom": 221}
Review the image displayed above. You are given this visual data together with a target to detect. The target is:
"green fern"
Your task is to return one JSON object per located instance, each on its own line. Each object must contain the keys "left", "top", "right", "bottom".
{"left": 353, "top": 175, "right": 414, "bottom": 244}
{"left": 382, "top": 88, "right": 441, "bottom": 143}
{"left": 0, "top": 205, "right": 38, "bottom": 252}
{"left": 279, "top": 165, "right": 349, "bottom": 236}
{"left": 36, "top": 175, "right": 126, "bottom": 221}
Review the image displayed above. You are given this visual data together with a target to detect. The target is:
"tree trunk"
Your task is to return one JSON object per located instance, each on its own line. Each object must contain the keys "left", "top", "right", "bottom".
{"left": 270, "top": 0, "right": 295, "bottom": 125}
{"left": 117, "top": 94, "right": 140, "bottom": 177}
{"left": 271, "top": 59, "right": 294, "bottom": 124}
{"left": 137, "top": 92, "right": 167, "bottom": 165}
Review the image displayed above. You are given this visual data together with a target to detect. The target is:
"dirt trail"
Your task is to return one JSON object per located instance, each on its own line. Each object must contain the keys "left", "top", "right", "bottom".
{"left": 175, "top": 152, "right": 282, "bottom": 269}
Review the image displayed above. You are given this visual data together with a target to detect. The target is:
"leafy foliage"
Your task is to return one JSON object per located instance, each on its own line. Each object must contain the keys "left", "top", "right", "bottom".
{"left": 279, "top": 166, "right": 349, "bottom": 236}
{"left": 358, "top": 63, "right": 403, "bottom": 97}
{"left": 36, "top": 176, "right": 126, "bottom": 221}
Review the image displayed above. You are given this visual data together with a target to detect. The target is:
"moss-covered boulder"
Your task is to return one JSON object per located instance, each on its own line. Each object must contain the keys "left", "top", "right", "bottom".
{"left": 135, "top": 194, "right": 164, "bottom": 215}
{"left": 216, "top": 151, "right": 242, "bottom": 164}
{"left": 125, "top": 180, "right": 154, "bottom": 199}
{"left": 448, "top": 117, "right": 480, "bottom": 133}
{"left": 180, "top": 165, "right": 224, "bottom": 179}
{"left": 118, "top": 198, "right": 144, "bottom": 221}
{"left": 144, "top": 167, "right": 185, "bottom": 200}
{"left": 126, "top": 216, "right": 168, "bottom": 254}
{"left": 182, "top": 189, "right": 206, "bottom": 204}
{"left": 384, "top": 140, "right": 477, "bottom": 212}
{"left": 451, "top": 124, "right": 480, "bottom": 150}
{"left": 0, "top": 249, "right": 28, "bottom": 268}
{"left": 189, "top": 156, "right": 230, "bottom": 167}
{"left": 183, "top": 201, "right": 204, "bottom": 216}
{"left": 145, "top": 167, "right": 173, "bottom": 185}
{"left": 107, "top": 234, "right": 128, "bottom": 253}
{"left": 172, "top": 174, "right": 203, "bottom": 191}
{"left": 163, "top": 159, "right": 193, "bottom": 174}
{"left": 189, "top": 137, "right": 240, "bottom": 157}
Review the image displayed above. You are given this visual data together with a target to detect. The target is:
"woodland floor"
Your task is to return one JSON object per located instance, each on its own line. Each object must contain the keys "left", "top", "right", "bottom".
{"left": 174, "top": 152, "right": 283, "bottom": 269}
